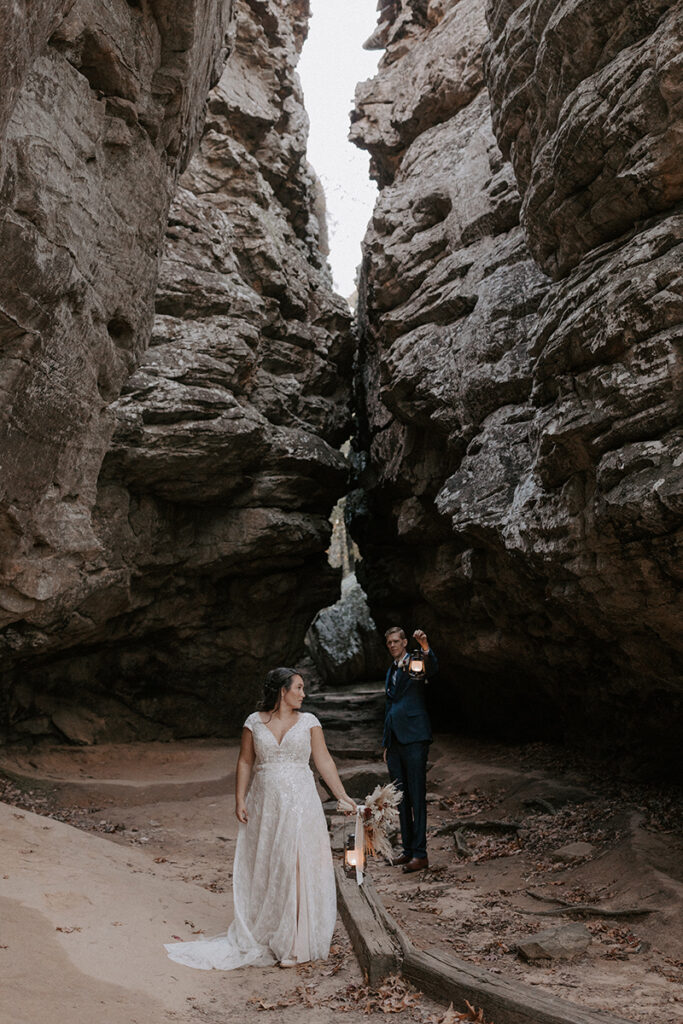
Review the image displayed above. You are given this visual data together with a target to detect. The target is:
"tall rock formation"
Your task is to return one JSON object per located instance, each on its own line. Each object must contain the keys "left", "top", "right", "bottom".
{"left": 0, "top": 0, "right": 353, "bottom": 742}
{"left": 350, "top": 0, "right": 682, "bottom": 765}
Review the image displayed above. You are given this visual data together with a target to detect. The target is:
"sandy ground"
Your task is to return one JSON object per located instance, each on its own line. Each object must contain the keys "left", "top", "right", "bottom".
{"left": 372, "top": 737, "right": 683, "bottom": 1024}
{"left": 0, "top": 736, "right": 681, "bottom": 1024}
{"left": 0, "top": 741, "right": 444, "bottom": 1024}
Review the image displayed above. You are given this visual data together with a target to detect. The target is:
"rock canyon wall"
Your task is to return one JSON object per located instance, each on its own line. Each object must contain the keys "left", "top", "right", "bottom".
{"left": 0, "top": 0, "right": 352, "bottom": 742}
{"left": 350, "top": 0, "right": 682, "bottom": 764}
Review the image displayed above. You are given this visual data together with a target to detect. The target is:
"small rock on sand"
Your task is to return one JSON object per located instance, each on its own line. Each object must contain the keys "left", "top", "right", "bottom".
{"left": 551, "top": 841, "right": 595, "bottom": 863}
{"left": 514, "top": 923, "right": 592, "bottom": 961}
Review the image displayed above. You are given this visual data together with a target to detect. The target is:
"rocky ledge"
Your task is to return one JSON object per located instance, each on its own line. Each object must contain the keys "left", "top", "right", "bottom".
{"left": 0, "top": 0, "right": 352, "bottom": 742}
{"left": 349, "top": 0, "right": 682, "bottom": 767}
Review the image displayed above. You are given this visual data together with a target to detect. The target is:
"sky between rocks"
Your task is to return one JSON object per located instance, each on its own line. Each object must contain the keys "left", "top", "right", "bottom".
{"left": 299, "top": 0, "right": 380, "bottom": 300}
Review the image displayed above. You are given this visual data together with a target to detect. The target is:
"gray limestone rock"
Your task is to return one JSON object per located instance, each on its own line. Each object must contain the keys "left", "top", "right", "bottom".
{"left": 0, "top": 1, "right": 233, "bottom": 641}
{"left": 306, "top": 575, "right": 386, "bottom": 686}
{"left": 349, "top": 0, "right": 682, "bottom": 766}
{"left": 551, "top": 842, "right": 596, "bottom": 864}
{"left": 484, "top": 0, "right": 682, "bottom": 277}
{"left": 0, "top": 0, "right": 234, "bottom": 648}
{"left": 0, "top": 0, "right": 353, "bottom": 739}
{"left": 514, "top": 924, "right": 592, "bottom": 962}
{"left": 334, "top": 763, "right": 389, "bottom": 801}
{"left": 52, "top": 706, "right": 105, "bottom": 746}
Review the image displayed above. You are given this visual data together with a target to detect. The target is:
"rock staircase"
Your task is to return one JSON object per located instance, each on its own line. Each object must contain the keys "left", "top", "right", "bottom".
{"left": 305, "top": 681, "right": 385, "bottom": 761}
{"left": 305, "top": 679, "right": 389, "bottom": 840}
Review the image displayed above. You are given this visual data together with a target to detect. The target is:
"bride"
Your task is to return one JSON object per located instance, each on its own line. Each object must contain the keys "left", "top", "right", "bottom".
{"left": 165, "top": 667, "right": 356, "bottom": 970}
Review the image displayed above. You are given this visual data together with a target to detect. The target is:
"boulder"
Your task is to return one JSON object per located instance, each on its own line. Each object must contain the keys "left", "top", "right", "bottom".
{"left": 52, "top": 707, "right": 105, "bottom": 746}
{"left": 320, "top": 763, "right": 388, "bottom": 801}
{"left": 515, "top": 924, "right": 592, "bottom": 962}
{"left": 306, "top": 575, "right": 387, "bottom": 686}
{"left": 551, "top": 842, "right": 595, "bottom": 864}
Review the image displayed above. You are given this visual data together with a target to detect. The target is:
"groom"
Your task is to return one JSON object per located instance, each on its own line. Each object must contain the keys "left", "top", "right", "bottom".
{"left": 383, "top": 626, "right": 438, "bottom": 873}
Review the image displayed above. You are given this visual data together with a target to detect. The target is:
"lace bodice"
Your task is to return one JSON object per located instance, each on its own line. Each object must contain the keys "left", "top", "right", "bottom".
{"left": 244, "top": 711, "right": 321, "bottom": 767}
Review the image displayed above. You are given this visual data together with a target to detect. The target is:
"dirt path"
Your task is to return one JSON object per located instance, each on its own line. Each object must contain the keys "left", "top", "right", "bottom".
{"left": 0, "top": 736, "right": 681, "bottom": 1024}
{"left": 0, "top": 741, "right": 444, "bottom": 1024}
{"left": 371, "top": 737, "right": 683, "bottom": 1024}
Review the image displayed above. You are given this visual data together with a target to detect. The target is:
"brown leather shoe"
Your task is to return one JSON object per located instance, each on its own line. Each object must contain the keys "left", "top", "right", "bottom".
{"left": 392, "top": 854, "right": 412, "bottom": 866}
{"left": 402, "top": 856, "right": 429, "bottom": 873}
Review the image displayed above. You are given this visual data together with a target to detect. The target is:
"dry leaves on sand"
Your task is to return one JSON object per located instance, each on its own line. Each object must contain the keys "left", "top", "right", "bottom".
{"left": 248, "top": 974, "right": 422, "bottom": 1014}
{"left": 248, "top": 991, "right": 301, "bottom": 1012}
{"left": 329, "top": 974, "right": 422, "bottom": 1014}
{"left": 424, "top": 1001, "right": 495, "bottom": 1024}
{"left": 647, "top": 955, "right": 683, "bottom": 984}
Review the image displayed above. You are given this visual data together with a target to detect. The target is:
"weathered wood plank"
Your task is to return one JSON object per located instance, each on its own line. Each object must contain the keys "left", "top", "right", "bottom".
{"left": 334, "top": 864, "right": 400, "bottom": 986}
{"left": 403, "top": 946, "right": 636, "bottom": 1024}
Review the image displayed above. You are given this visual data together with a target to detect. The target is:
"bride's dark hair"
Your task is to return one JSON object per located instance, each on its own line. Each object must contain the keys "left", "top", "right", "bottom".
{"left": 258, "top": 667, "right": 299, "bottom": 714}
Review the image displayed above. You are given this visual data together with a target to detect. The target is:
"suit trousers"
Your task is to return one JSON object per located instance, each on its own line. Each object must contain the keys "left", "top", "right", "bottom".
{"left": 386, "top": 734, "right": 430, "bottom": 860}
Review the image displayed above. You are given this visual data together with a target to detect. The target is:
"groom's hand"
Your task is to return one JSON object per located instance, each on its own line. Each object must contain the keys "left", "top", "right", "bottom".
{"left": 413, "top": 628, "right": 429, "bottom": 651}
{"left": 382, "top": 748, "right": 387, "bottom": 764}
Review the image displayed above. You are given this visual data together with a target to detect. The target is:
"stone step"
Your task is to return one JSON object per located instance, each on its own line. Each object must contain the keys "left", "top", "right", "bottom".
{"left": 314, "top": 708, "right": 384, "bottom": 729}
{"left": 317, "top": 681, "right": 385, "bottom": 696}
{"left": 309, "top": 707, "right": 383, "bottom": 723}
{"left": 328, "top": 744, "right": 384, "bottom": 761}
{"left": 305, "top": 691, "right": 385, "bottom": 707}
{"left": 308, "top": 680, "right": 385, "bottom": 758}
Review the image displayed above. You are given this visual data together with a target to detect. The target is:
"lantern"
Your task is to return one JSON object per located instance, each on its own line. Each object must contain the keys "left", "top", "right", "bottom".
{"left": 408, "top": 649, "right": 426, "bottom": 678}
{"left": 344, "top": 832, "right": 357, "bottom": 876}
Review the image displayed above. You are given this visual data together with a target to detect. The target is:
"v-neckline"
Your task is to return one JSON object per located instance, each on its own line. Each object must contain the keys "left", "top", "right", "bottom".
{"left": 258, "top": 713, "right": 302, "bottom": 747}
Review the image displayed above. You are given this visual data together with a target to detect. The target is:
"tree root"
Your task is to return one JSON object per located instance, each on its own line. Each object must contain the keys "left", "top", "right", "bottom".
{"left": 435, "top": 819, "right": 522, "bottom": 837}
{"left": 522, "top": 797, "right": 557, "bottom": 814}
{"left": 454, "top": 829, "right": 473, "bottom": 857}
{"left": 518, "top": 903, "right": 653, "bottom": 919}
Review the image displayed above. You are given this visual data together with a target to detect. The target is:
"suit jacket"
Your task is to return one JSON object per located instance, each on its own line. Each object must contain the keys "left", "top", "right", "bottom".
{"left": 383, "top": 648, "right": 438, "bottom": 747}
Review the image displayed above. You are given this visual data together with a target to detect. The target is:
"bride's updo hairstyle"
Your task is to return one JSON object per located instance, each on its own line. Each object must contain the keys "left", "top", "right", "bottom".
{"left": 258, "top": 667, "right": 298, "bottom": 713}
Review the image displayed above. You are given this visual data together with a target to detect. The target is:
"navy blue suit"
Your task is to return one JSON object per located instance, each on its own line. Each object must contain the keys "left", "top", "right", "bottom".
{"left": 384, "top": 648, "right": 438, "bottom": 860}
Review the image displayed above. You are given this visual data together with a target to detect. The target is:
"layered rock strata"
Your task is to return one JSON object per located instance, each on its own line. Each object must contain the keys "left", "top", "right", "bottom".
{"left": 0, "top": 0, "right": 353, "bottom": 741}
{"left": 350, "top": 0, "right": 682, "bottom": 764}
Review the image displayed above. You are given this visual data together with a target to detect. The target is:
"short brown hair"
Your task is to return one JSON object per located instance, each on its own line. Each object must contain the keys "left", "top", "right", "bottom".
{"left": 384, "top": 626, "right": 406, "bottom": 639}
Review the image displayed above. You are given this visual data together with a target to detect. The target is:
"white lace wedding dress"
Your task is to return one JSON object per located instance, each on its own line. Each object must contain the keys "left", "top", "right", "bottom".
{"left": 165, "top": 711, "right": 337, "bottom": 970}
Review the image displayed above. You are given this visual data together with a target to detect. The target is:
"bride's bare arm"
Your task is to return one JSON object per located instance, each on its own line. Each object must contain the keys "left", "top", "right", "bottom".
{"left": 310, "top": 725, "right": 356, "bottom": 807}
{"left": 235, "top": 727, "right": 255, "bottom": 823}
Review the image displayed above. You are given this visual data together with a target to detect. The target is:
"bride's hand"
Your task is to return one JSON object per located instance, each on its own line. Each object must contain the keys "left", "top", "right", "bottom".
{"left": 235, "top": 799, "right": 248, "bottom": 824}
{"left": 337, "top": 795, "right": 357, "bottom": 814}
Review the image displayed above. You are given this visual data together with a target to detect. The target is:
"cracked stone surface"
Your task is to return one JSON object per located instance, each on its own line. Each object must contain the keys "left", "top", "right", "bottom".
{"left": 349, "top": 0, "right": 682, "bottom": 767}
{"left": 0, "top": 0, "right": 353, "bottom": 741}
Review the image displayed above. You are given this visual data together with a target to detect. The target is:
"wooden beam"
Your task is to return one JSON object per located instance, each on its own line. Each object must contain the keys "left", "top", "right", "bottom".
{"left": 334, "top": 864, "right": 400, "bottom": 986}
{"left": 403, "top": 946, "right": 635, "bottom": 1024}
